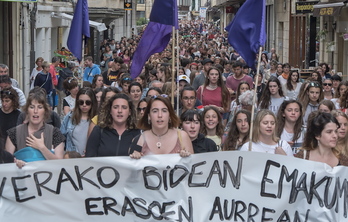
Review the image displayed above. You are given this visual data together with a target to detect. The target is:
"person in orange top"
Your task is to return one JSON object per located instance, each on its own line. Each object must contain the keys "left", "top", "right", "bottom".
{"left": 278, "top": 63, "right": 291, "bottom": 86}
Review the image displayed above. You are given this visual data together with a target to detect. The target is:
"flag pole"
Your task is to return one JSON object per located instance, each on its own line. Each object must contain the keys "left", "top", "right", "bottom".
{"left": 176, "top": 29, "right": 180, "bottom": 116}
{"left": 248, "top": 46, "right": 263, "bottom": 151}
{"left": 171, "top": 26, "right": 176, "bottom": 108}
{"left": 79, "top": 35, "right": 85, "bottom": 88}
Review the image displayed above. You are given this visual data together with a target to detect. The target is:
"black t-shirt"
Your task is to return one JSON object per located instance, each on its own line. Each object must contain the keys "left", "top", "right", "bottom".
{"left": 0, "top": 109, "right": 21, "bottom": 139}
{"left": 102, "top": 70, "right": 119, "bottom": 86}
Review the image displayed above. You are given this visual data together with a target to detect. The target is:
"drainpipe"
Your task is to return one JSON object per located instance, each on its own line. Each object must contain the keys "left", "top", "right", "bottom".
{"left": 29, "top": 3, "right": 37, "bottom": 77}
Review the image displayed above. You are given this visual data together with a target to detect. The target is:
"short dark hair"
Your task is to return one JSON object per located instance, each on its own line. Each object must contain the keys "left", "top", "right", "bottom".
{"left": 113, "top": 56, "right": 124, "bottom": 64}
{"left": 0, "top": 75, "right": 12, "bottom": 84}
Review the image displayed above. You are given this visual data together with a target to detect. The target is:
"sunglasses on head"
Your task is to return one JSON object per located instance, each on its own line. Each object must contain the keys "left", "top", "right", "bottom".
{"left": 308, "top": 82, "right": 321, "bottom": 88}
{"left": 151, "top": 94, "right": 169, "bottom": 99}
{"left": 0, "top": 90, "right": 11, "bottom": 95}
{"left": 78, "top": 100, "right": 92, "bottom": 106}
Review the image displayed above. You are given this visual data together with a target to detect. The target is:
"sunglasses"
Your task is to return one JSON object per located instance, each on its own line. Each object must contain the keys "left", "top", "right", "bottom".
{"left": 151, "top": 94, "right": 169, "bottom": 99}
{"left": 0, "top": 90, "right": 11, "bottom": 95}
{"left": 123, "top": 77, "right": 132, "bottom": 81}
{"left": 137, "top": 107, "right": 147, "bottom": 112}
{"left": 308, "top": 82, "right": 321, "bottom": 88}
{"left": 323, "top": 83, "right": 332, "bottom": 86}
{"left": 78, "top": 100, "right": 92, "bottom": 106}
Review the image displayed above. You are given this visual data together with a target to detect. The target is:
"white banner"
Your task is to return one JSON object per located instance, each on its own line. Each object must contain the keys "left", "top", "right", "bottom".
{"left": 1, "top": 151, "right": 348, "bottom": 222}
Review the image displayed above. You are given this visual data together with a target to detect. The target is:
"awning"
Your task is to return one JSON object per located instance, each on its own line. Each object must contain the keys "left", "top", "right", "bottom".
{"left": 51, "top": 12, "right": 107, "bottom": 32}
{"left": 313, "top": 2, "right": 345, "bottom": 17}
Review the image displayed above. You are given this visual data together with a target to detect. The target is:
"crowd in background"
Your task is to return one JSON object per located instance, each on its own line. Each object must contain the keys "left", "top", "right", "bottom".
{"left": 0, "top": 19, "right": 347, "bottom": 168}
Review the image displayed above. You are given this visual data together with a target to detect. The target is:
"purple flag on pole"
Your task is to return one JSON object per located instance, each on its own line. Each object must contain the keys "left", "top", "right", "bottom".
{"left": 67, "top": 0, "right": 90, "bottom": 62}
{"left": 130, "top": 0, "right": 178, "bottom": 79}
{"left": 225, "top": 0, "right": 266, "bottom": 69}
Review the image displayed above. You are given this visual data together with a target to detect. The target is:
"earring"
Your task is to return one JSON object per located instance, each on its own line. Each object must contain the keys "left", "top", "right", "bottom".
{"left": 148, "top": 119, "right": 151, "bottom": 124}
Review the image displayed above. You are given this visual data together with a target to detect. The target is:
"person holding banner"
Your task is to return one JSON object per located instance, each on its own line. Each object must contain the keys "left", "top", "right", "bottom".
{"left": 240, "top": 110, "right": 293, "bottom": 156}
{"left": 129, "top": 95, "right": 193, "bottom": 158}
{"left": 5, "top": 87, "right": 65, "bottom": 160}
{"left": 180, "top": 109, "right": 217, "bottom": 153}
{"left": 85, "top": 93, "right": 140, "bottom": 157}
{"left": 223, "top": 110, "right": 251, "bottom": 151}
{"left": 295, "top": 112, "right": 348, "bottom": 167}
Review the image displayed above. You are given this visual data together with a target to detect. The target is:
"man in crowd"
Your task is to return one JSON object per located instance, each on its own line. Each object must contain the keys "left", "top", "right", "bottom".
{"left": 0, "top": 64, "right": 19, "bottom": 88}
{"left": 192, "top": 58, "right": 213, "bottom": 90}
{"left": 83, "top": 56, "right": 101, "bottom": 83}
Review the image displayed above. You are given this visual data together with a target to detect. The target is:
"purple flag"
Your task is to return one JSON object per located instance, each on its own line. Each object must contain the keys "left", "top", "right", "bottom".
{"left": 130, "top": 0, "right": 178, "bottom": 79}
{"left": 67, "top": 0, "right": 90, "bottom": 62}
{"left": 225, "top": 0, "right": 266, "bottom": 69}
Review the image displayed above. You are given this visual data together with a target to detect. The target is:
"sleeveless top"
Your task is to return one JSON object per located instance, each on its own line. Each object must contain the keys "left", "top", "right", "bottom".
{"left": 141, "top": 130, "right": 183, "bottom": 155}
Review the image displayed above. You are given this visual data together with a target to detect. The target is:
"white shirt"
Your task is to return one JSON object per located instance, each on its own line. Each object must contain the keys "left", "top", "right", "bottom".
{"left": 240, "top": 140, "right": 293, "bottom": 156}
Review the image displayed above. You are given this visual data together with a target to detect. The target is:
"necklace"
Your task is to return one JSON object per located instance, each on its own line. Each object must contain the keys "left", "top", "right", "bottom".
{"left": 151, "top": 128, "right": 169, "bottom": 149}
{"left": 208, "top": 84, "right": 218, "bottom": 90}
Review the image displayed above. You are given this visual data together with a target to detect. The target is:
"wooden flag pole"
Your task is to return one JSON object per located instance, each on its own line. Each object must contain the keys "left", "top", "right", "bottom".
{"left": 248, "top": 46, "right": 263, "bottom": 151}
{"left": 176, "top": 29, "right": 180, "bottom": 116}
{"left": 171, "top": 26, "right": 176, "bottom": 108}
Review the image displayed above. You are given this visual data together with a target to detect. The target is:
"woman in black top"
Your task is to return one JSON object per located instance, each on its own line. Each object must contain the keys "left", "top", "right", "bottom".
{"left": 85, "top": 93, "right": 140, "bottom": 157}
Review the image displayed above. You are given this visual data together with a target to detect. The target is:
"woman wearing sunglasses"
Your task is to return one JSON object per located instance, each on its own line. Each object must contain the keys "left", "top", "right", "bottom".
{"left": 322, "top": 79, "right": 334, "bottom": 100}
{"left": 136, "top": 97, "right": 148, "bottom": 121}
{"left": 61, "top": 88, "right": 97, "bottom": 155}
{"left": 129, "top": 95, "right": 193, "bottom": 158}
{"left": 86, "top": 93, "right": 140, "bottom": 157}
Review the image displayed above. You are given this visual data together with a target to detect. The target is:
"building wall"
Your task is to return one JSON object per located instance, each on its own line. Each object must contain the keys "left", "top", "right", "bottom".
{"left": 274, "top": 0, "right": 290, "bottom": 64}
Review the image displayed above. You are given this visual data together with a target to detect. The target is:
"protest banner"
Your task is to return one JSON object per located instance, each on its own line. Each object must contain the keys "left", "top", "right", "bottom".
{"left": 1, "top": 151, "right": 348, "bottom": 221}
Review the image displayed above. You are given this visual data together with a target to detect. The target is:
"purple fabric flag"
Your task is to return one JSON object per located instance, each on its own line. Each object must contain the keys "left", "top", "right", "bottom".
{"left": 67, "top": 0, "right": 90, "bottom": 62}
{"left": 130, "top": 0, "right": 178, "bottom": 79}
{"left": 225, "top": 0, "right": 266, "bottom": 69}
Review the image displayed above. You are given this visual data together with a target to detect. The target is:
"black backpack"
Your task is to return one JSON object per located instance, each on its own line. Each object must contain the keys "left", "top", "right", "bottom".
{"left": 57, "top": 68, "right": 73, "bottom": 90}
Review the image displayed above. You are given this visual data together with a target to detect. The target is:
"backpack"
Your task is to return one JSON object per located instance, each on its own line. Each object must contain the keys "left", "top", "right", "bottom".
{"left": 57, "top": 68, "right": 73, "bottom": 90}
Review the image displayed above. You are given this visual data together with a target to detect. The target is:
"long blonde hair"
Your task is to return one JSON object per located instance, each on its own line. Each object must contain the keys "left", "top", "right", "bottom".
{"left": 252, "top": 110, "right": 279, "bottom": 143}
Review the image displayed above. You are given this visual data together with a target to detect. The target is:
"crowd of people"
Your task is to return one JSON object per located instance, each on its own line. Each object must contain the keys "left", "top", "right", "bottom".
{"left": 0, "top": 19, "right": 347, "bottom": 169}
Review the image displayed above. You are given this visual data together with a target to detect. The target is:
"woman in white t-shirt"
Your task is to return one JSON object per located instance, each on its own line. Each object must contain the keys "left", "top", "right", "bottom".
{"left": 282, "top": 70, "right": 302, "bottom": 100}
{"left": 276, "top": 100, "right": 304, "bottom": 154}
{"left": 240, "top": 109, "right": 293, "bottom": 156}
{"left": 258, "top": 76, "right": 288, "bottom": 116}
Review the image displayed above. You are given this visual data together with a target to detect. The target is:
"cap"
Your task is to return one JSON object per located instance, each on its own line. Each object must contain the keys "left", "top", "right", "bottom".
{"left": 177, "top": 75, "right": 190, "bottom": 84}
{"left": 202, "top": 58, "right": 213, "bottom": 65}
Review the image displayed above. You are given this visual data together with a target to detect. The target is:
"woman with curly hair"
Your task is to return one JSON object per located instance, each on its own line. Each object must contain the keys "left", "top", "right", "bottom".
{"left": 223, "top": 110, "right": 251, "bottom": 151}
{"left": 85, "top": 93, "right": 140, "bottom": 157}
{"left": 295, "top": 112, "right": 348, "bottom": 166}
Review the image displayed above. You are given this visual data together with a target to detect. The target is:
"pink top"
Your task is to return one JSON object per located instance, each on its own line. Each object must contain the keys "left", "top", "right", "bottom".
{"left": 226, "top": 75, "right": 253, "bottom": 92}
{"left": 141, "top": 131, "right": 182, "bottom": 155}
{"left": 196, "top": 86, "right": 223, "bottom": 107}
